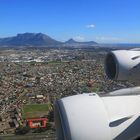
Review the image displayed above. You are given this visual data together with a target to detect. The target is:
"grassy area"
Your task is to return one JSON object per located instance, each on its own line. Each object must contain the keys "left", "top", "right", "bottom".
{"left": 47, "top": 61, "right": 68, "bottom": 65}
{"left": 89, "top": 83, "right": 100, "bottom": 93}
{"left": 22, "top": 104, "right": 50, "bottom": 119}
{"left": 90, "top": 86, "right": 100, "bottom": 92}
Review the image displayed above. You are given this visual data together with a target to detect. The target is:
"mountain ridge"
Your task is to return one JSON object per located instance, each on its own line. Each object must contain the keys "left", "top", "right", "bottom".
{"left": 65, "top": 38, "right": 98, "bottom": 46}
{"left": 0, "top": 33, "right": 98, "bottom": 47}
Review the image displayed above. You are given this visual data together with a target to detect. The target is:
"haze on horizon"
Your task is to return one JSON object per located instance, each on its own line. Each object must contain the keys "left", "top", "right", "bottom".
{"left": 0, "top": 0, "right": 140, "bottom": 44}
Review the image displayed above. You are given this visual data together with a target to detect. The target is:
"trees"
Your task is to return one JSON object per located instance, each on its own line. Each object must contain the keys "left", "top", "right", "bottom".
{"left": 47, "top": 110, "right": 54, "bottom": 122}
{"left": 46, "top": 122, "right": 52, "bottom": 130}
{"left": 15, "top": 125, "right": 30, "bottom": 135}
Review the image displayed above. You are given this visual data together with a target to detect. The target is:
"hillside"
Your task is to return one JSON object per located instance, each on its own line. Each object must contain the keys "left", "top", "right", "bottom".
{"left": 65, "top": 38, "right": 98, "bottom": 46}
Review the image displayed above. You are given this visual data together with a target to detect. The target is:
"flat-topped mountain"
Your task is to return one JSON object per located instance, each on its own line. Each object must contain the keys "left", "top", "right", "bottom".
{"left": 0, "top": 33, "right": 62, "bottom": 46}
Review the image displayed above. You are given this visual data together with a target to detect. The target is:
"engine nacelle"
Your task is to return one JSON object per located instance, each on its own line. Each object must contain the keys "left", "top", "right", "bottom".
{"left": 55, "top": 93, "right": 140, "bottom": 140}
{"left": 105, "top": 50, "right": 140, "bottom": 81}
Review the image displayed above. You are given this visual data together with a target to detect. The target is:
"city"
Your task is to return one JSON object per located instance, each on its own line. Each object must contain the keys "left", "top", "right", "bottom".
{"left": 0, "top": 48, "right": 135, "bottom": 139}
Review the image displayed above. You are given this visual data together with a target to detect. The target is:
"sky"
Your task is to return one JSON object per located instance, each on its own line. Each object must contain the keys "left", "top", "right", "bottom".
{"left": 0, "top": 0, "right": 140, "bottom": 43}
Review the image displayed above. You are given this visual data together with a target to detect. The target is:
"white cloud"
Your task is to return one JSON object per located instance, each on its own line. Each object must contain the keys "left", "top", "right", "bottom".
{"left": 74, "top": 36, "right": 85, "bottom": 41}
{"left": 95, "top": 36, "right": 120, "bottom": 42}
{"left": 86, "top": 24, "right": 96, "bottom": 28}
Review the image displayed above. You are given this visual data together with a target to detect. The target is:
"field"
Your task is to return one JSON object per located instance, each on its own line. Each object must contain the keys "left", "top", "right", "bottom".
{"left": 22, "top": 104, "right": 51, "bottom": 119}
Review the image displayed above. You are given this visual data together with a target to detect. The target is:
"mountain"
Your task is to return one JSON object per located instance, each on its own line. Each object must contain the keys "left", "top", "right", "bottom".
{"left": 0, "top": 33, "right": 62, "bottom": 46}
{"left": 65, "top": 39, "right": 78, "bottom": 44}
{"left": 65, "top": 38, "right": 98, "bottom": 46}
{"left": 0, "top": 33, "right": 98, "bottom": 48}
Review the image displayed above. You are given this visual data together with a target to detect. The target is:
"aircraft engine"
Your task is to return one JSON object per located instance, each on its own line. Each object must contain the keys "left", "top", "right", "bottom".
{"left": 55, "top": 93, "right": 140, "bottom": 140}
{"left": 105, "top": 50, "right": 140, "bottom": 81}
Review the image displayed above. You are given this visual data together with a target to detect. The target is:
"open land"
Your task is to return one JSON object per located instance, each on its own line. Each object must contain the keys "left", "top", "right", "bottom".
{"left": 22, "top": 104, "right": 50, "bottom": 119}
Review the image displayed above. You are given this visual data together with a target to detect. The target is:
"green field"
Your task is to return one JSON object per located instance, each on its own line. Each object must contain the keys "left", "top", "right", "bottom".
{"left": 47, "top": 61, "right": 62, "bottom": 66}
{"left": 22, "top": 104, "right": 50, "bottom": 119}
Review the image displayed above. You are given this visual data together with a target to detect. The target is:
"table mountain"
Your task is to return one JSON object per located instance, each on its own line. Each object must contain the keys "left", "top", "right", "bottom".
{"left": 0, "top": 33, "right": 62, "bottom": 46}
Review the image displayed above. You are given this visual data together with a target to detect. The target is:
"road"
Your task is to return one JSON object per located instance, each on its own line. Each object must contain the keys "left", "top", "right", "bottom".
{"left": 0, "top": 131, "right": 56, "bottom": 140}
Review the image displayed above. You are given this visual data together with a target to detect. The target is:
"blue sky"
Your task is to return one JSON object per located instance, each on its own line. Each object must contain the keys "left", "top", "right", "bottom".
{"left": 0, "top": 0, "right": 140, "bottom": 43}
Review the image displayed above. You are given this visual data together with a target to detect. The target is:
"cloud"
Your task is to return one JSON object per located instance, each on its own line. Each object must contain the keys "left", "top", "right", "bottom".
{"left": 95, "top": 36, "right": 120, "bottom": 41}
{"left": 86, "top": 24, "right": 96, "bottom": 28}
{"left": 74, "top": 36, "right": 85, "bottom": 41}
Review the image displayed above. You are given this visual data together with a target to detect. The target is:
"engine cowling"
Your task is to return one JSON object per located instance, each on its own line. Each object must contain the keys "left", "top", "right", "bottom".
{"left": 105, "top": 50, "right": 140, "bottom": 81}
{"left": 54, "top": 93, "right": 140, "bottom": 140}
